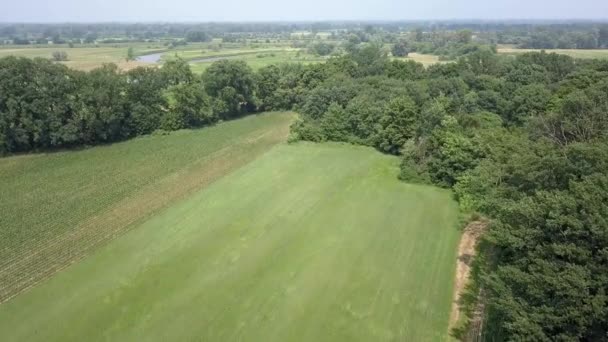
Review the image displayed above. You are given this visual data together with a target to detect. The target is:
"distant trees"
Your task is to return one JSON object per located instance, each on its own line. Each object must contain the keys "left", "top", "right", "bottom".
{"left": 456, "top": 29, "right": 473, "bottom": 44}
{"left": 0, "top": 57, "right": 254, "bottom": 154}
{"left": 310, "top": 42, "right": 335, "bottom": 56}
{"left": 51, "top": 51, "right": 68, "bottom": 61}
{"left": 599, "top": 25, "right": 608, "bottom": 48}
{"left": 203, "top": 60, "right": 256, "bottom": 119}
{"left": 185, "top": 31, "right": 211, "bottom": 42}
{"left": 391, "top": 41, "right": 409, "bottom": 57}
{"left": 126, "top": 47, "right": 135, "bottom": 61}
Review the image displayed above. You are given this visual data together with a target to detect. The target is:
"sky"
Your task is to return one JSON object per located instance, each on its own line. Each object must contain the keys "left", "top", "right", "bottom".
{"left": 1, "top": 0, "right": 607, "bottom": 22}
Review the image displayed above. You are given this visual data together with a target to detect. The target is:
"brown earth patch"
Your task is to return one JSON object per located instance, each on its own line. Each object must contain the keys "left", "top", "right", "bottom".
{"left": 448, "top": 220, "right": 487, "bottom": 332}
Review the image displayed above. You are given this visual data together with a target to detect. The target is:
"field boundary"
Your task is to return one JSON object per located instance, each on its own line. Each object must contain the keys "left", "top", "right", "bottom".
{"left": 0, "top": 118, "right": 291, "bottom": 304}
{"left": 448, "top": 220, "right": 487, "bottom": 334}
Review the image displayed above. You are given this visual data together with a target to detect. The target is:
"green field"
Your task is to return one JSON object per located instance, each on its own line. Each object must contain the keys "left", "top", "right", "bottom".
{"left": 0, "top": 141, "right": 460, "bottom": 341}
{"left": 187, "top": 50, "right": 326, "bottom": 73}
{"left": 0, "top": 112, "right": 294, "bottom": 302}
{"left": 0, "top": 42, "right": 325, "bottom": 72}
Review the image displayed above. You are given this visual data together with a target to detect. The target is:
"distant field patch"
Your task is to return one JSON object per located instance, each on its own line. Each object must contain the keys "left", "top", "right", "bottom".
{"left": 0, "top": 142, "right": 460, "bottom": 341}
{"left": 0, "top": 112, "right": 294, "bottom": 303}
{"left": 497, "top": 46, "right": 608, "bottom": 59}
{"left": 188, "top": 50, "right": 325, "bottom": 73}
{"left": 393, "top": 52, "right": 446, "bottom": 66}
{"left": 0, "top": 43, "right": 165, "bottom": 70}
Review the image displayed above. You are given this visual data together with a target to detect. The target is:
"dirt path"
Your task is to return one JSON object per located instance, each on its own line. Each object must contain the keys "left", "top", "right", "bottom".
{"left": 448, "top": 220, "right": 487, "bottom": 332}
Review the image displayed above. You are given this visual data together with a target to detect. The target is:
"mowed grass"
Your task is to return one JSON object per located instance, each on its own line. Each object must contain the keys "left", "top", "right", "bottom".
{"left": 0, "top": 142, "right": 461, "bottom": 341}
{"left": 0, "top": 112, "right": 294, "bottom": 302}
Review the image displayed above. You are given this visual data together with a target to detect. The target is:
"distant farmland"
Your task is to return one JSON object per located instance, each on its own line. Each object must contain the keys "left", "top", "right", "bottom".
{"left": 0, "top": 142, "right": 461, "bottom": 341}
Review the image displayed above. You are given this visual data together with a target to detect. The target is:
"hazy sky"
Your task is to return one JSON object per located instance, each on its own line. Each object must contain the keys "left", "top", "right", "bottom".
{"left": 1, "top": 0, "right": 607, "bottom": 22}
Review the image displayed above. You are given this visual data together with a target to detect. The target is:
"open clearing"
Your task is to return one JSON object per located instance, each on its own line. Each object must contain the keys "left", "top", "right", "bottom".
{"left": 393, "top": 52, "right": 446, "bottom": 66}
{"left": 0, "top": 43, "right": 165, "bottom": 70}
{"left": 0, "top": 142, "right": 460, "bottom": 341}
{"left": 0, "top": 112, "right": 294, "bottom": 303}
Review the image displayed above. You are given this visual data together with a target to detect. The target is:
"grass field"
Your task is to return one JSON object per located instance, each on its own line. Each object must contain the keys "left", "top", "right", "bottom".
{"left": 0, "top": 43, "right": 165, "bottom": 70}
{"left": 0, "top": 142, "right": 461, "bottom": 341}
{"left": 0, "top": 112, "right": 294, "bottom": 303}
{"left": 0, "top": 43, "right": 325, "bottom": 72}
{"left": 497, "top": 45, "right": 608, "bottom": 59}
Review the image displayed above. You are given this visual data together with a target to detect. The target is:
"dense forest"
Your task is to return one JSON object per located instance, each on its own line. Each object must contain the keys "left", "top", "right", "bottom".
{"left": 1, "top": 33, "right": 608, "bottom": 340}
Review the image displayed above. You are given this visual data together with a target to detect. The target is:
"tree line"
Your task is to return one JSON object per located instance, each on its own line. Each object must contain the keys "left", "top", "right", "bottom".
{"left": 0, "top": 57, "right": 255, "bottom": 154}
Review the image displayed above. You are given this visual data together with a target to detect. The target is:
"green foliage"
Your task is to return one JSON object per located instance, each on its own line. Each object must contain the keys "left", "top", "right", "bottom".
{"left": 185, "top": 30, "right": 211, "bottom": 42}
{"left": 163, "top": 82, "right": 213, "bottom": 130}
{"left": 126, "top": 47, "right": 135, "bottom": 61}
{"left": 161, "top": 57, "right": 194, "bottom": 86}
{"left": 377, "top": 97, "right": 417, "bottom": 154}
{"left": 203, "top": 60, "right": 257, "bottom": 119}
{"left": 391, "top": 40, "right": 409, "bottom": 57}
{"left": 51, "top": 50, "right": 68, "bottom": 61}
{"left": 310, "top": 42, "right": 335, "bottom": 56}
{"left": 349, "top": 42, "right": 389, "bottom": 76}
{"left": 386, "top": 60, "right": 425, "bottom": 80}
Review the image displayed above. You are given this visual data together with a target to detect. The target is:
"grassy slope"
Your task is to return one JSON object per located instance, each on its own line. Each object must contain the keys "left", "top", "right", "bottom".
{"left": 0, "top": 142, "right": 461, "bottom": 341}
{"left": 0, "top": 112, "right": 294, "bottom": 302}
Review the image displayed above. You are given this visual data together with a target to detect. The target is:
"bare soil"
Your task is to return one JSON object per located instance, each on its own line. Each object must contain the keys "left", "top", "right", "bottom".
{"left": 448, "top": 220, "right": 487, "bottom": 330}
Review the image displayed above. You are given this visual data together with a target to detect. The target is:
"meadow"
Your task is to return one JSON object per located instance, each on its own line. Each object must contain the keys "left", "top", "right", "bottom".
{"left": 0, "top": 41, "right": 328, "bottom": 72}
{"left": 0, "top": 42, "right": 165, "bottom": 70}
{"left": 0, "top": 112, "right": 294, "bottom": 303}
{"left": 0, "top": 142, "right": 461, "bottom": 341}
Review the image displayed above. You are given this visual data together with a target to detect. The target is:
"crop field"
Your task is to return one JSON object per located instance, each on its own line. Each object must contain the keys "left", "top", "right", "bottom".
{"left": 0, "top": 112, "right": 294, "bottom": 303}
{"left": 0, "top": 142, "right": 460, "bottom": 341}
{"left": 497, "top": 45, "right": 608, "bottom": 59}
